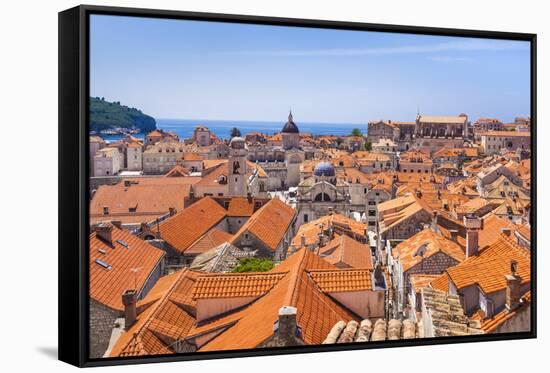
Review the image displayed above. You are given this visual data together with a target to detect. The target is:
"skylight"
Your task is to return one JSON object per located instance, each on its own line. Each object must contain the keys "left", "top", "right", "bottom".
{"left": 95, "top": 258, "right": 112, "bottom": 270}
{"left": 116, "top": 239, "right": 129, "bottom": 248}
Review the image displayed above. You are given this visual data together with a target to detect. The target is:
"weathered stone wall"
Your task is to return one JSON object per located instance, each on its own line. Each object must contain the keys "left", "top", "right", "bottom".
{"left": 89, "top": 299, "right": 119, "bottom": 358}
{"left": 383, "top": 210, "right": 432, "bottom": 241}
{"left": 491, "top": 304, "right": 531, "bottom": 334}
{"left": 226, "top": 216, "right": 249, "bottom": 234}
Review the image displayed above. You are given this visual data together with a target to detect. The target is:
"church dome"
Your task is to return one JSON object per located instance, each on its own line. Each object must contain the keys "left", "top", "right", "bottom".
{"left": 314, "top": 162, "right": 335, "bottom": 177}
{"left": 282, "top": 110, "right": 299, "bottom": 134}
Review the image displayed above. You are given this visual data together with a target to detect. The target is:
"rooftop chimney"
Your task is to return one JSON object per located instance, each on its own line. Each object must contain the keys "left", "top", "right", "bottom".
{"left": 431, "top": 211, "right": 438, "bottom": 231}
{"left": 277, "top": 306, "right": 299, "bottom": 340}
{"left": 501, "top": 227, "right": 512, "bottom": 237}
{"left": 373, "top": 263, "right": 386, "bottom": 290}
{"left": 300, "top": 233, "right": 306, "bottom": 248}
{"left": 505, "top": 260, "right": 522, "bottom": 311}
{"left": 463, "top": 215, "right": 483, "bottom": 258}
{"left": 95, "top": 223, "right": 113, "bottom": 244}
{"left": 318, "top": 231, "right": 326, "bottom": 248}
{"left": 449, "top": 229, "right": 459, "bottom": 242}
{"left": 122, "top": 289, "right": 137, "bottom": 329}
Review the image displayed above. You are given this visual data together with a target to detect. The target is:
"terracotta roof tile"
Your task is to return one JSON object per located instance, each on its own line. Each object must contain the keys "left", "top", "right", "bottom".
{"left": 185, "top": 229, "right": 234, "bottom": 256}
{"left": 90, "top": 177, "right": 200, "bottom": 225}
{"left": 164, "top": 165, "right": 190, "bottom": 177}
{"left": 319, "top": 235, "right": 373, "bottom": 269}
{"left": 393, "top": 228, "right": 465, "bottom": 272}
{"left": 231, "top": 198, "right": 295, "bottom": 251}
{"left": 159, "top": 197, "right": 227, "bottom": 253}
{"left": 90, "top": 225, "right": 165, "bottom": 311}
{"left": 227, "top": 197, "right": 255, "bottom": 217}
{"left": 291, "top": 214, "right": 366, "bottom": 247}
{"left": 110, "top": 269, "right": 201, "bottom": 357}
{"left": 308, "top": 268, "right": 374, "bottom": 292}
{"left": 430, "top": 273, "right": 450, "bottom": 292}
{"left": 409, "top": 274, "right": 441, "bottom": 292}
{"left": 182, "top": 152, "right": 202, "bottom": 161}
{"left": 192, "top": 272, "right": 287, "bottom": 299}
{"left": 446, "top": 235, "right": 530, "bottom": 294}
{"left": 193, "top": 249, "right": 356, "bottom": 351}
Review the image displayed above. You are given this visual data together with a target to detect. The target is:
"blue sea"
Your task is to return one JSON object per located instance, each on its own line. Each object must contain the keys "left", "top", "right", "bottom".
{"left": 97, "top": 118, "right": 367, "bottom": 142}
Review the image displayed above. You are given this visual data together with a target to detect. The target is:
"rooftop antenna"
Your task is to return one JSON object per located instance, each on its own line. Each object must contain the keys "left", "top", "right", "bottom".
{"left": 130, "top": 267, "right": 142, "bottom": 290}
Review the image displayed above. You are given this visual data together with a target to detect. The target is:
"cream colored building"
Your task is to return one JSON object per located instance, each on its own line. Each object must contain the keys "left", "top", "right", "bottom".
{"left": 193, "top": 126, "right": 213, "bottom": 146}
{"left": 93, "top": 147, "right": 123, "bottom": 176}
{"left": 143, "top": 141, "right": 186, "bottom": 174}
{"left": 89, "top": 136, "right": 106, "bottom": 176}
{"left": 126, "top": 143, "right": 143, "bottom": 171}
{"left": 478, "top": 131, "right": 531, "bottom": 155}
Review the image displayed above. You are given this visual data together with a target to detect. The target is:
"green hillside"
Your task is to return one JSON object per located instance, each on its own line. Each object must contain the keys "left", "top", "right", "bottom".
{"left": 89, "top": 97, "right": 156, "bottom": 132}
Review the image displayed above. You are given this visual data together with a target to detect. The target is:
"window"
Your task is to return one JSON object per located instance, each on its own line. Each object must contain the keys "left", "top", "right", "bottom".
{"left": 368, "top": 210, "right": 376, "bottom": 217}
{"left": 368, "top": 201, "right": 376, "bottom": 205}
{"left": 303, "top": 214, "right": 309, "bottom": 223}
{"left": 103, "top": 206, "right": 109, "bottom": 215}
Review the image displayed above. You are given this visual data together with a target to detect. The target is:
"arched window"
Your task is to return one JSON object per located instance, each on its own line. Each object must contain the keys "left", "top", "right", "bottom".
{"left": 314, "top": 193, "right": 331, "bottom": 202}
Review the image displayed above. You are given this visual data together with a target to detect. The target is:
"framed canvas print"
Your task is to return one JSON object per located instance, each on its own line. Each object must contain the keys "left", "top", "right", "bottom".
{"left": 58, "top": 4, "right": 536, "bottom": 368}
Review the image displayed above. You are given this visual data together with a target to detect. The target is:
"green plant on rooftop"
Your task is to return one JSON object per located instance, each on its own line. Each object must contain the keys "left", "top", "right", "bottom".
{"left": 232, "top": 258, "right": 274, "bottom": 273}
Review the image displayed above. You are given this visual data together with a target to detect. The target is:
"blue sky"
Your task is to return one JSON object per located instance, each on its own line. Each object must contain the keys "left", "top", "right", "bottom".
{"left": 90, "top": 15, "right": 530, "bottom": 124}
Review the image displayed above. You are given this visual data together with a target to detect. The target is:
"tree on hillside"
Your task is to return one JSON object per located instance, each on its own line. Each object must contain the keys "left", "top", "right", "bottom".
{"left": 364, "top": 140, "right": 373, "bottom": 151}
{"left": 351, "top": 128, "right": 363, "bottom": 137}
{"left": 230, "top": 127, "right": 242, "bottom": 138}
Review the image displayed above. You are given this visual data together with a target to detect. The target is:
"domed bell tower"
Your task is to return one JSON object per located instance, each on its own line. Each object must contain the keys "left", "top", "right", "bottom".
{"left": 228, "top": 136, "right": 248, "bottom": 197}
{"left": 282, "top": 110, "right": 300, "bottom": 150}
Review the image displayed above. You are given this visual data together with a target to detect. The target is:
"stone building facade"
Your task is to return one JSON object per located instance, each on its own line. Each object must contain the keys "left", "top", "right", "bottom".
{"left": 414, "top": 114, "right": 469, "bottom": 151}
{"left": 295, "top": 162, "right": 351, "bottom": 226}
{"left": 478, "top": 131, "right": 531, "bottom": 155}
{"left": 90, "top": 136, "right": 106, "bottom": 176}
{"left": 246, "top": 112, "right": 305, "bottom": 190}
{"left": 89, "top": 299, "right": 120, "bottom": 358}
{"left": 143, "top": 141, "right": 186, "bottom": 174}
{"left": 93, "top": 147, "right": 123, "bottom": 176}
{"left": 367, "top": 120, "right": 399, "bottom": 143}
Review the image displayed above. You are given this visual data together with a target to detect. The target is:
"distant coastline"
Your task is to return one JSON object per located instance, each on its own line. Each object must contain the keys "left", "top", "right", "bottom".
{"left": 94, "top": 118, "right": 368, "bottom": 142}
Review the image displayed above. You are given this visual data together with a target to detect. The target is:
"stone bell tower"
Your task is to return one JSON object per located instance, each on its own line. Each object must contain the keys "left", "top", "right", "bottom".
{"left": 228, "top": 136, "right": 248, "bottom": 197}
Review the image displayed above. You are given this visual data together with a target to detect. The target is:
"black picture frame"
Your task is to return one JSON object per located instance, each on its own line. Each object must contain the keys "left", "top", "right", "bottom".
{"left": 58, "top": 4, "right": 537, "bottom": 368}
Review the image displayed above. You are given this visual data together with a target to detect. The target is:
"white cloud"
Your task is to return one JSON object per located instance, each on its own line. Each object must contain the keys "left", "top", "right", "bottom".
{"left": 212, "top": 39, "right": 528, "bottom": 57}
{"left": 426, "top": 56, "right": 474, "bottom": 62}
